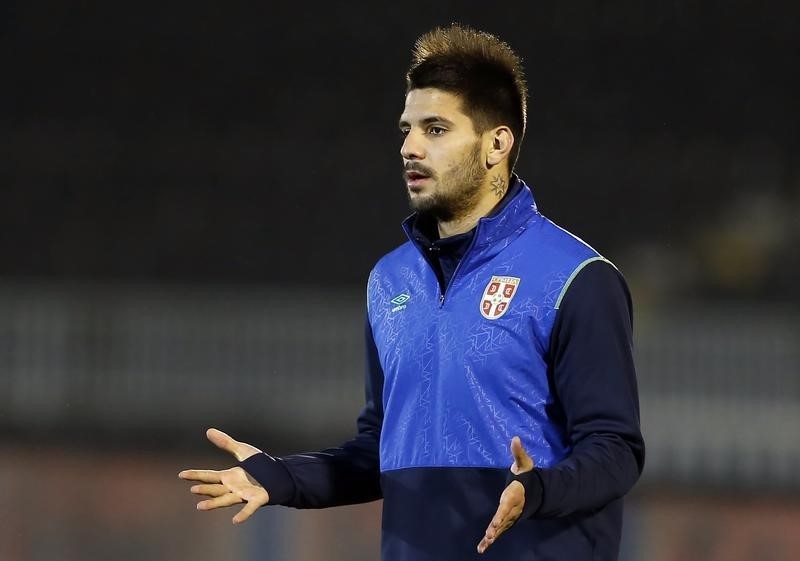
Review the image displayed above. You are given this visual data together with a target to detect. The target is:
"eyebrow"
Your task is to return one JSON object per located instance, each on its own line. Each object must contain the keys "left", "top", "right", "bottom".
{"left": 398, "top": 115, "right": 456, "bottom": 129}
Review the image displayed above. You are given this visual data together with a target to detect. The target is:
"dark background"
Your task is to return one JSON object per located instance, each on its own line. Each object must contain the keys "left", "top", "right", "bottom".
{"left": 1, "top": 3, "right": 799, "bottom": 560}
{"left": 3, "top": 1, "right": 797, "bottom": 296}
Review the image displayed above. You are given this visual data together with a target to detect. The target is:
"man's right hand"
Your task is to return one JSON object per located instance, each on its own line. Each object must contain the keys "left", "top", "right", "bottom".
{"left": 178, "top": 428, "right": 270, "bottom": 524}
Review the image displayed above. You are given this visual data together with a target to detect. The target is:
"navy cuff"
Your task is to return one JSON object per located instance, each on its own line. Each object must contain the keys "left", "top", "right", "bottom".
{"left": 239, "top": 453, "right": 296, "bottom": 506}
{"left": 506, "top": 469, "right": 544, "bottom": 519}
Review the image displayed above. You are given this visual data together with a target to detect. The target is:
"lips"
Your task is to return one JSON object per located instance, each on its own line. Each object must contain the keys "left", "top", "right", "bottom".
{"left": 404, "top": 168, "right": 432, "bottom": 190}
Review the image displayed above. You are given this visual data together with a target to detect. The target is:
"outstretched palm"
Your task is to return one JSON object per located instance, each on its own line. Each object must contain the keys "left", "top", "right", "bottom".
{"left": 179, "top": 428, "right": 270, "bottom": 524}
{"left": 477, "top": 436, "right": 535, "bottom": 554}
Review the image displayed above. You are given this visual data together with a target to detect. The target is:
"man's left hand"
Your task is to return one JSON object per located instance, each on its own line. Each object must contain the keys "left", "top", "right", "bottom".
{"left": 477, "top": 436, "right": 535, "bottom": 554}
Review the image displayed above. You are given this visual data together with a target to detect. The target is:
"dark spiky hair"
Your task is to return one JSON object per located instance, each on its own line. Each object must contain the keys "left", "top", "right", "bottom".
{"left": 406, "top": 24, "right": 528, "bottom": 169}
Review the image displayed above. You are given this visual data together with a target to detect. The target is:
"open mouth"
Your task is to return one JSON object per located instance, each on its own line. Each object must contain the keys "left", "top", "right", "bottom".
{"left": 405, "top": 170, "right": 431, "bottom": 189}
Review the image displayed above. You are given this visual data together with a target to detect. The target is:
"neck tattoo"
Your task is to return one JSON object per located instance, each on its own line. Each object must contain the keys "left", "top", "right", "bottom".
{"left": 490, "top": 175, "right": 507, "bottom": 198}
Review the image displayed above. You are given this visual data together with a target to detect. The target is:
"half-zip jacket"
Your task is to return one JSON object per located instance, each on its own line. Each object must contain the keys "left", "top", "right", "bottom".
{"left": 241, "top": 177, "right": 644, "bottom": 561}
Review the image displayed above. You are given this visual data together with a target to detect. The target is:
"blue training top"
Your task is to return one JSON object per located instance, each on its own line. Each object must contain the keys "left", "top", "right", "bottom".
{"left": 241, "top": 177, "right": 644, "bottom": 561}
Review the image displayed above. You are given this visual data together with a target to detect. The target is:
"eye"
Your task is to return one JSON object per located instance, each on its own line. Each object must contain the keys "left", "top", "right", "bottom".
{"left": 399, "top": 128, "right": 410, "bottom": 138}
{"left": 427, "top": 126, "right": 446, "bottom": 136}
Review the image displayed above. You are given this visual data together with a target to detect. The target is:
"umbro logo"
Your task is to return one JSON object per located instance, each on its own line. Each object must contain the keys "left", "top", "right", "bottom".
{"left": 390, "top": 293, "right": 410, "bottom": 312}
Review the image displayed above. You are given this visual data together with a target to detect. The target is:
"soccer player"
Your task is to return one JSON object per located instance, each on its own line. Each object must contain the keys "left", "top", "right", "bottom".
{"left": 179, "top": 24, "right": 644, "bottom": 561}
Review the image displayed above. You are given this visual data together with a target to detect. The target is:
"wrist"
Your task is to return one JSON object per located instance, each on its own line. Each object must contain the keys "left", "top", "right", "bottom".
{"left": 239, "top": 453, "right": 296, "bottom": 505}
{"left": 505, "top": 468, "right": 544, "bottom": 519}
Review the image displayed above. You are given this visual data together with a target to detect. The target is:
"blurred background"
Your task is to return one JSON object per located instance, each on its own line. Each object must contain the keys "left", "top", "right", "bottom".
{"left": 1, "top": 1, "right": 799, "bottom": 560}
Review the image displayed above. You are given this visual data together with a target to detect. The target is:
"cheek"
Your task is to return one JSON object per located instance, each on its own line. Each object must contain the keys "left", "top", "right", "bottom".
{"left": 436, "top": 151, "right": 464, "bottom": 174}
{"left": 439, "top": 157, "right": 467, "bottom": 179}
{"left": 429, "top": 138, "right": 481, "bottom": 176}
{"left": 439, "top": 160, "right": 457, "bottom": 175}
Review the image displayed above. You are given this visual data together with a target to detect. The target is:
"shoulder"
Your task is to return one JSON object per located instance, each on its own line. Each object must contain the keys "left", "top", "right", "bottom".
{"left": 366, "top": 240, "right": 420, "bottom": 311}
{"left": 369, "top": 240, "right": 418, "bottom": 278}
{"left": 556, "top": 258, "right": 632, "bottom": 319}
{"left": 515, "top": 215, "right": 627, "bottom": 314}
{"left": 513, "top": 214, "right": 606, "bottom": 288}
{"left": 528, "top": 215, "right": 602, "bottom": 263}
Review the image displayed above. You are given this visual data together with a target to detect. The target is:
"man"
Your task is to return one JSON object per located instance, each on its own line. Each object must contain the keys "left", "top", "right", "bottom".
{"left": 180, "top": 24, "right": 644, "bottom": 561}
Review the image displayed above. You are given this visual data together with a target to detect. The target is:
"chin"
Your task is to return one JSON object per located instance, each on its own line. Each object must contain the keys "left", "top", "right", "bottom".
{"left": 408, "top": 193, "right": 434, "bottom": 213}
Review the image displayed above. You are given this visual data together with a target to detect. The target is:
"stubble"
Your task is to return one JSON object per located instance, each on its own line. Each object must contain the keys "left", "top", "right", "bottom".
{"left": 407, "top": 140, "right": 486, "bottom": 223}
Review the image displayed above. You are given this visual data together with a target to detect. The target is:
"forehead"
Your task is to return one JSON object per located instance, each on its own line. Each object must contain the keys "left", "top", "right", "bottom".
{"left": 399, "top": 88, "right": 470, "bottom": 124}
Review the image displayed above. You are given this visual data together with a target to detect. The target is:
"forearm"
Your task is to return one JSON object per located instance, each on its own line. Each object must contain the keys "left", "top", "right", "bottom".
{"left": 529, "top": 432, "right": 642, "bottom": 517}
{"left": 241, "top": 428, "right": 381, "bottom": 508}
{"left": 241, "top": 318, "right": 385, "bottom": 509}
{"left": 527, "top": 260, "right": 644, "bottom": 518}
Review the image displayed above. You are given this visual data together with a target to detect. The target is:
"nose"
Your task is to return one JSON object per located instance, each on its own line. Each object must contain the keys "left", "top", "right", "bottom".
{"left": 400, "top": 130, "right": 425, "bottom": 161}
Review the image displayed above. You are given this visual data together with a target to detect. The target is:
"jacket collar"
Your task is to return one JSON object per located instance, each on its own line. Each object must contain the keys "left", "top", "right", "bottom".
{"left": 402, "top": 175, "right": 538, "bottom": 249}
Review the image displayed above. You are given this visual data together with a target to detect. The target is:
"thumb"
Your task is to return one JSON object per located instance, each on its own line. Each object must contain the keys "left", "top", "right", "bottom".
{"left": 206, "top": 428, "right": 255, "bottom": 462}
{"left": 510, "top": 436, "right": 535, "bottom": 474}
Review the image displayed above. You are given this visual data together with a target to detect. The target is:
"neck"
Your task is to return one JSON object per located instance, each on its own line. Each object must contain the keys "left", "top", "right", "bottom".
{"left": 437, "top": 172, "right": 511, "bottom": 238}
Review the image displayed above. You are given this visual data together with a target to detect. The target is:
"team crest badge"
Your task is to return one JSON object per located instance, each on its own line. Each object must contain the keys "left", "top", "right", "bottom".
{"left": 480, "top": 276, "right": 521, "bottom": 319}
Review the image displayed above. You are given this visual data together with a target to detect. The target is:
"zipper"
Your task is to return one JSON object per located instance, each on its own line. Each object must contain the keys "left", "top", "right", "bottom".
{"left": 409, "top": 229, "right": 480, "bottom": 309}
{"left": 438, "top": 231, "right": 480, "bottom": 308}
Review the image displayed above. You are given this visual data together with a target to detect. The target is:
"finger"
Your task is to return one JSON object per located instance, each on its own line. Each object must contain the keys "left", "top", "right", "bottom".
{"left": 477, "top": 535, "right": 490, "bottom": 554}
{"left": 190, "top": 484, "right": 228, "bottom": 497}
{"left": 477, "top": 518, "right": 511, "bottom": 555}
{"left": 477, "top": 523, "right": 505, "bottom": 555}
{"left": 481, "top": 501, "right": 510, "bottom": 546}
{"left": 197, "top": 492, "right": 242, "bottom": 511}
{"left": 510, "top": 436, "right": 534, "bottom": 473}
{"left": 232, "top": 498, "right": 262, "bottom": 524}
{"left": 488, "top": 503, "right": 511, "bottom": 538}
{"left": 481, "top": 510, "right": 516, "bottom": 552}
{"left": 206, "top": 428, "right": 242, "bottom": 458}
{"left": 496, "top": 501, "right": 523, "bottom": 535}
{"left": 179, "top": 469, "right": 223, "bottom": 483}
{"left": 207, "top": 428, "right": 262, "bottom": 462}
{"left": 478, "top": 486, "right": 526, "bottom": 553}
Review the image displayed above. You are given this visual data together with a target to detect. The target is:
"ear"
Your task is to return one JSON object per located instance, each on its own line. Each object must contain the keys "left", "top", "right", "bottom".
{"left": 486, "top": 126, "right": 514, "bottom": 168}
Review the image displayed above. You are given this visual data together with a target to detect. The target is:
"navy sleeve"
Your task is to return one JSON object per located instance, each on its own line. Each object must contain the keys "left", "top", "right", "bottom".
{"left": 526, "top": 259, "right": 645, "bottom": 518}
{"left": 239, "top": 319, "right": 384, "bottom": 508}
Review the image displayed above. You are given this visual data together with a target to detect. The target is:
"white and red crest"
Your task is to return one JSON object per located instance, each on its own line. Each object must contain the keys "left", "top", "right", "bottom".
{"left": 480, "top": 276, "right": 521, "bottom": 320}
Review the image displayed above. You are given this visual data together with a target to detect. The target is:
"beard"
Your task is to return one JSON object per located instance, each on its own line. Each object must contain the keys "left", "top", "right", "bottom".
{"left": 406, "top": 141, "right": 486, "bottom": 222}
